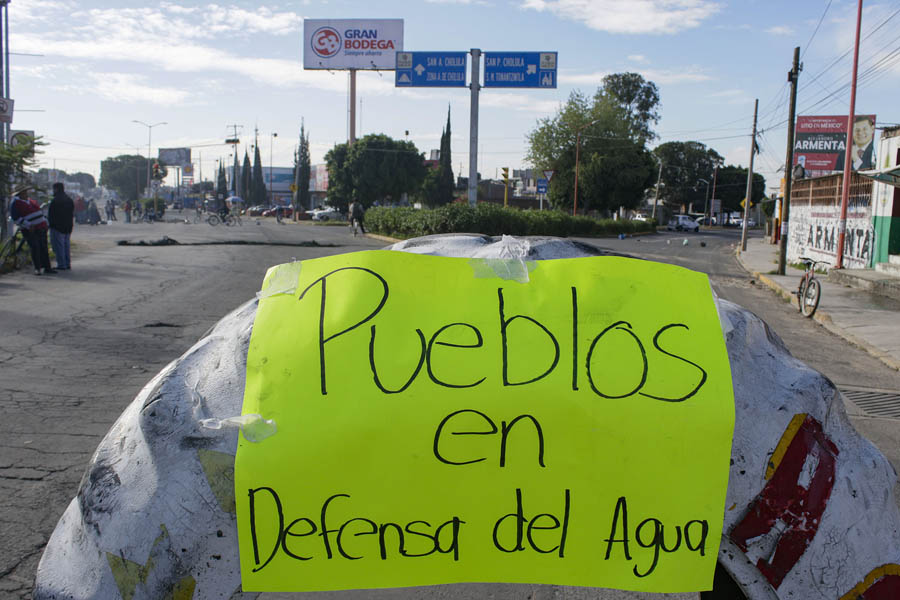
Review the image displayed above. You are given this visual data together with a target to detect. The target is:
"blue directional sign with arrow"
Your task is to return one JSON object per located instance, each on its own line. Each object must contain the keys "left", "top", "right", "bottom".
{"left": 483, "top": 52, "right": 557, "bottom": 88}
{"left": 395, "top": 52, "right": 467, "bottom": 87}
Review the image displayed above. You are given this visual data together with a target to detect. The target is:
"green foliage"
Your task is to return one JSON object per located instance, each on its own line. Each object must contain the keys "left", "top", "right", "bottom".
{"left": 216, "top": 162, "right": 228, "bottom": 199}
{"left": 231, "top": 154, "right": 240, "bottom": 195}
{"left": 100, "top": 154, "right": 149, "bottom": 203}
{"left": 595, "top": 73, "right": 660, "bottom": 143}
{"left": 294, "top": 123, "right": 312, "bottom": 211}
{"left": 241, "top": 152, "right": 251, "bottom": 200}
{"left": 251, "top": 145, "right": 266, "bottom": 205}
{"left": 653, "top": 141, "right": 723, "bottom": 210}
{"left": 325, "top": 134, "right": 426, "bottom": 211}
{"left": 436, "top": 107, "right": 454, "bottom": 206}
{"left": 365, "top": 204, "right": 656, "bottom": 239}
{"left": 713, "top": 166, "right": 766, "bottom": 214}
{"left": 525, "top": 75, "right": 658, "bottom": 214}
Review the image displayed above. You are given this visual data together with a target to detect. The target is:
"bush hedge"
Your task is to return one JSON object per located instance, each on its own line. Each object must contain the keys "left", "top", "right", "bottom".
{"left": 365, "top": 203, "right": 656, "bottom": 239}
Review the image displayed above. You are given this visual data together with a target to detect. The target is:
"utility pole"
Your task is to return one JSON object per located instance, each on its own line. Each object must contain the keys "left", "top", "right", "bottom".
{"left": 836, "top": 0, "right": 864, "bottom": 270}
{"left": 777, "top": 46, "right": 802, "bottom": 275}
{"left": 708, "top": 161, "right": 720, "bottom": 225}
{"left": 652, "top": 159, "right": 663, "bottom": 220}
{"left": 349, "top": 69, "right": 357, "bottom": 144}
{"left": 741, "top": 99, "right": 758, "bottom": 251}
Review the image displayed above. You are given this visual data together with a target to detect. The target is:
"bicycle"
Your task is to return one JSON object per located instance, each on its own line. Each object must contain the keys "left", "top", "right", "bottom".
{"left": 796, "top": 257, "right": 824, "bottom": 318}
{"left": 227, "top": 213, "right": 242, "bottom": 227}
{"left": 0, "top": 229, "right": 27, "bottom": 271}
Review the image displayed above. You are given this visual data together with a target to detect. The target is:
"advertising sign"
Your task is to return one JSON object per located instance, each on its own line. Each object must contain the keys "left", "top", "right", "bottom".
{"left": 0, "top": 97, "right": 13, "bottom": 123}
{"left": 158, "top": 147, "right": 191, "bottom": 168}
{"left": 395, "top": 51, "right": 467, "bottom": 87}
{"left": 236, "top": 251, "right": 735, "bottom": 593}
{"left": 793, "top": 114, "right": 876, "bottom": 177}
{"left": 483, "top": 52, "right": 557, "bottom": 88}
{"left": 304, "top": 19, "right": 403, "bottom": 70}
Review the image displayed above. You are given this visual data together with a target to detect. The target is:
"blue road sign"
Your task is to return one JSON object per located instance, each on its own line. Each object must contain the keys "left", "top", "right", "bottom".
{"left": 536, "top": 178, "right": 549, "bottom": 194}
{"left": 395, "top": 52, "right": 467, "bottom": 87}
{"left": 483, "top": 52, "right": 557, "bottom": 88}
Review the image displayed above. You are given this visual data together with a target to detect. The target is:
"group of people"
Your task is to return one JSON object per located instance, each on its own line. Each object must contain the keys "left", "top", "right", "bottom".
{"left": 9, "top": 183, "right": 74, "bottom": 275}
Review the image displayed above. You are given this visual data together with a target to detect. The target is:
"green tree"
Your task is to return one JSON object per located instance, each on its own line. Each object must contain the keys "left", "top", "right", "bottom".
{"left": 99, "top": 154, "right": 150, "bottom": 203}
{"left": 232, "top": 153, "right": 240, "bottom": 196}
{"left": 653, "top": 141, "right": 724, "bottom": 211}
{"left": 252, "top": 144, "right": 266, "bottom": 205}
{"left": 712, "top": 165, "right": 766, "bottom": 215}
{"left": 0, "top": 135, "right": 44, "bottom": 240}
{"left": 595, "top": 73, "right": 661, "bottom": 143}
{"left": 325, "top": 134, "right": 426, "bottom": 211}
{"left": 324, "top": 142, "right": 352, "bottom": 211}
{"left": 294, "top": 122, "right": 311, "bottom": 212}
{"left": 241, "top": 151, "right": 251, "bottom": 201}
{"left": 216, "top": 162, "right": 228, "bottom": 200}
{"left": 526, "top": 85, "right": 656, "bottom": 214}
{"left": 436, "top": 107, "right": 454, "bottom": 206}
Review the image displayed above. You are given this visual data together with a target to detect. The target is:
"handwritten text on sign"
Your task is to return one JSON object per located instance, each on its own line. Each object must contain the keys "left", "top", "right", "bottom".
{"left": 236, "top": 252, "right": 735, "bottom": 593}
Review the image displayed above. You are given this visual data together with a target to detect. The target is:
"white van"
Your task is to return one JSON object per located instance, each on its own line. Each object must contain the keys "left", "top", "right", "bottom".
{"left": 666, "top": 214, "right": 700, "bottom": 232}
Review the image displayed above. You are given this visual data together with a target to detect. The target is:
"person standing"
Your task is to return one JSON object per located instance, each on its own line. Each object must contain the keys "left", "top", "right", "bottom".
{"left": 124, "top": 199, "right": 132, "bottom": 223}
{"left": 48, "top": 182, "right": 75, "bottom": 270}
{"left": 349, "top": 200, "right": 366, "bottom": 234}
{"left": 9, "top": 187, "right": 55, "bottom": 275}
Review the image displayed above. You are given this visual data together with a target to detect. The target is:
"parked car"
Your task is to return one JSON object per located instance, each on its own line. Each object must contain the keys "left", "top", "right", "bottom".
{"left": 310, "top": 206, "right": 343, "bottom": 221}
{"left": 262, "top": 206, "right": 293, "bottom": 218}
{"left": 666, "top": 214, "right": 700, "bottom": 232}
{"left": 632, "top": 214, "right": 649, "bottom": 222}
{"left": 246, "top": 205, "right": 266, "bottom": 217}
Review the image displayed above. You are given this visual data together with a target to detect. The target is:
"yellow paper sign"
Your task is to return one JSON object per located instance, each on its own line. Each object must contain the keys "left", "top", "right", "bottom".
{"left": 236, "top": 251, "right": 734, "bottom": 593}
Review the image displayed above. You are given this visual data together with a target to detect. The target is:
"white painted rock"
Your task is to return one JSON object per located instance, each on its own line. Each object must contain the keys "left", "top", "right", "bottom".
{"left": 34, "top": 234, "right": 900, "bottom": 600}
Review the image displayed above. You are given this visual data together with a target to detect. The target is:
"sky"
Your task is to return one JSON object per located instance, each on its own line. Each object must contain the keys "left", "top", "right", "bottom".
{"left": 9, "top": 0, "right": 900, "bottom": 195}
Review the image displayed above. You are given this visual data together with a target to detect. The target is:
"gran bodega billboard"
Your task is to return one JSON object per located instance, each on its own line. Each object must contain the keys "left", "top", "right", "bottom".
{"left": 793, "top": 114, "right": 876, "bottom": 177}
{"left": 303, "top": 19, "right": 403, "bottom": 70}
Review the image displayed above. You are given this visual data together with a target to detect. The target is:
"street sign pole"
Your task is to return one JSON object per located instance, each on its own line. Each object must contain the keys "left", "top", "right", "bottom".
{"left": 468, "top": 49, "right": 481, "bottom": 206}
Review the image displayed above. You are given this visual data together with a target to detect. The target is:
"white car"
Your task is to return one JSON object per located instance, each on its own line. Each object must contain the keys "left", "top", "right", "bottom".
{"left": 666, "top": 214, "right": 700, "bottom": 232}
{"left": 310, "top": 206, "right": 343, "bottom": 221}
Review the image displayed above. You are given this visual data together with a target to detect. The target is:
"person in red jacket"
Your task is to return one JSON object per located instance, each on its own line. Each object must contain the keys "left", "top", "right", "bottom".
{"left": 9, "top": 186, "right": 55, "bottom": 275}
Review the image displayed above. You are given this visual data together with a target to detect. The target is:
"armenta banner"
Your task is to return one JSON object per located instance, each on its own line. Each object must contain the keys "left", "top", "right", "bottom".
{"left": 793, "top": 115, "right": 876, "bottom": 177}
{"left": 304, "top": 19, "right": 403, "bottom": 70}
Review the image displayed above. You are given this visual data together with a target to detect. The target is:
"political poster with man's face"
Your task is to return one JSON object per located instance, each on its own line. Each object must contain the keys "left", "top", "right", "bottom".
{"left": 793, "top": 115, "right": 876, "bottom": 178}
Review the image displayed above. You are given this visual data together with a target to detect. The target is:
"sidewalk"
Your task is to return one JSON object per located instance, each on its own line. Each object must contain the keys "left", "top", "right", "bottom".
{"left": 737, "top": 235, "right": 900, "bottom": 371}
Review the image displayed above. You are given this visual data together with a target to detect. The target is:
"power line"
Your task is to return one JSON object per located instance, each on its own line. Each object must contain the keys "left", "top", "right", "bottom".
{"left": 801, "top": 0, "right": 834, "bottom": 60}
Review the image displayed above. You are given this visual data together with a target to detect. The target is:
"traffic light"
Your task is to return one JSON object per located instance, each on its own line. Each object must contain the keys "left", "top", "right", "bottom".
{"left": 501, "top": 167, "right": 509, "bottom": 185}
{"left": 153, "top": 163, "right": 161, "bottom": 179}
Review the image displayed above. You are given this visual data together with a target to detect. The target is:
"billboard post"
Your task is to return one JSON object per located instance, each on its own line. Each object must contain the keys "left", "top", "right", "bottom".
{"left": 468, "top": 49, "right": 481, "bottom": 207}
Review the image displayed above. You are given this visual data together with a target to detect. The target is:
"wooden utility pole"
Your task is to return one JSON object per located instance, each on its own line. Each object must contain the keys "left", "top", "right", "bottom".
{"left": 836, "top": 0, "right": 864, "bottom": 269}
{"left": 741, "top": 99, "right": 758, "bottom": 252}
{"left": 777, "top": 47, "right": 801, "bottom": 276}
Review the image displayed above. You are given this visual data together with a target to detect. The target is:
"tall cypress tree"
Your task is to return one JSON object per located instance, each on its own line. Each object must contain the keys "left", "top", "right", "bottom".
{"left": 241, "top": 151, "right": 252, "bottom": 201}
{"left": 216, "top": 162, "right": 227, "bottom": 203}
{"left": 437, "top": 106, "right": 454, "bottom": 205}
{"left": 232, "top": 153, "right": 240, "bottom": 196}
{"left": 252, "top": 143, "right": 266, "bottom": 205}
{"left": 294, "top": 122, "right": 311, "bottom": 212}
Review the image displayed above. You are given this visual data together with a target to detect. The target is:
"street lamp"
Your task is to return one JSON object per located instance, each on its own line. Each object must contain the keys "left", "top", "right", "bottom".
{"left": 573, "top": 118, "right": 600, "bottom": 216}
{"left": 132, "top": 120, "right": 166, "bottom": 198}
{"left": 269, "top": 132, "right": 277, "bottom": 206}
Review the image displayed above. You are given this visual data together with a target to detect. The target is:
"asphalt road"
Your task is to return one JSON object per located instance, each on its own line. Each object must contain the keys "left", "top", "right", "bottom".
{"left": 2, "top": 220, "right": 898, "bottom": 600}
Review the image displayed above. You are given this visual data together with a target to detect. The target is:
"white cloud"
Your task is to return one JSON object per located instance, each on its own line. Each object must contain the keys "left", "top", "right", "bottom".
{"left": 561, "top": 66, "right": 712, "bottom": 86}
{"left": 479, "top": 93, "right": 561, "bottom": 113}
{"left": 710, "top": 89, "right": 743, "bottom": 98}
{"left": 628, "top": 54, "right": 649, "bottom": 63}
{"left": 520, "top": 0, "right": 722, "bottom": 34}
{"left": 55, "top": 72, "right": 191, "bottom": 105}
{"left": 765, "top": 25, "right": 794, "bottom": 35}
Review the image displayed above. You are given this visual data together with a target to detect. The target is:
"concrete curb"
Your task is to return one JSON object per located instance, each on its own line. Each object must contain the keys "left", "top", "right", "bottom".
{"left": 736, "top": 250, "right": 900, "bottom": 372}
